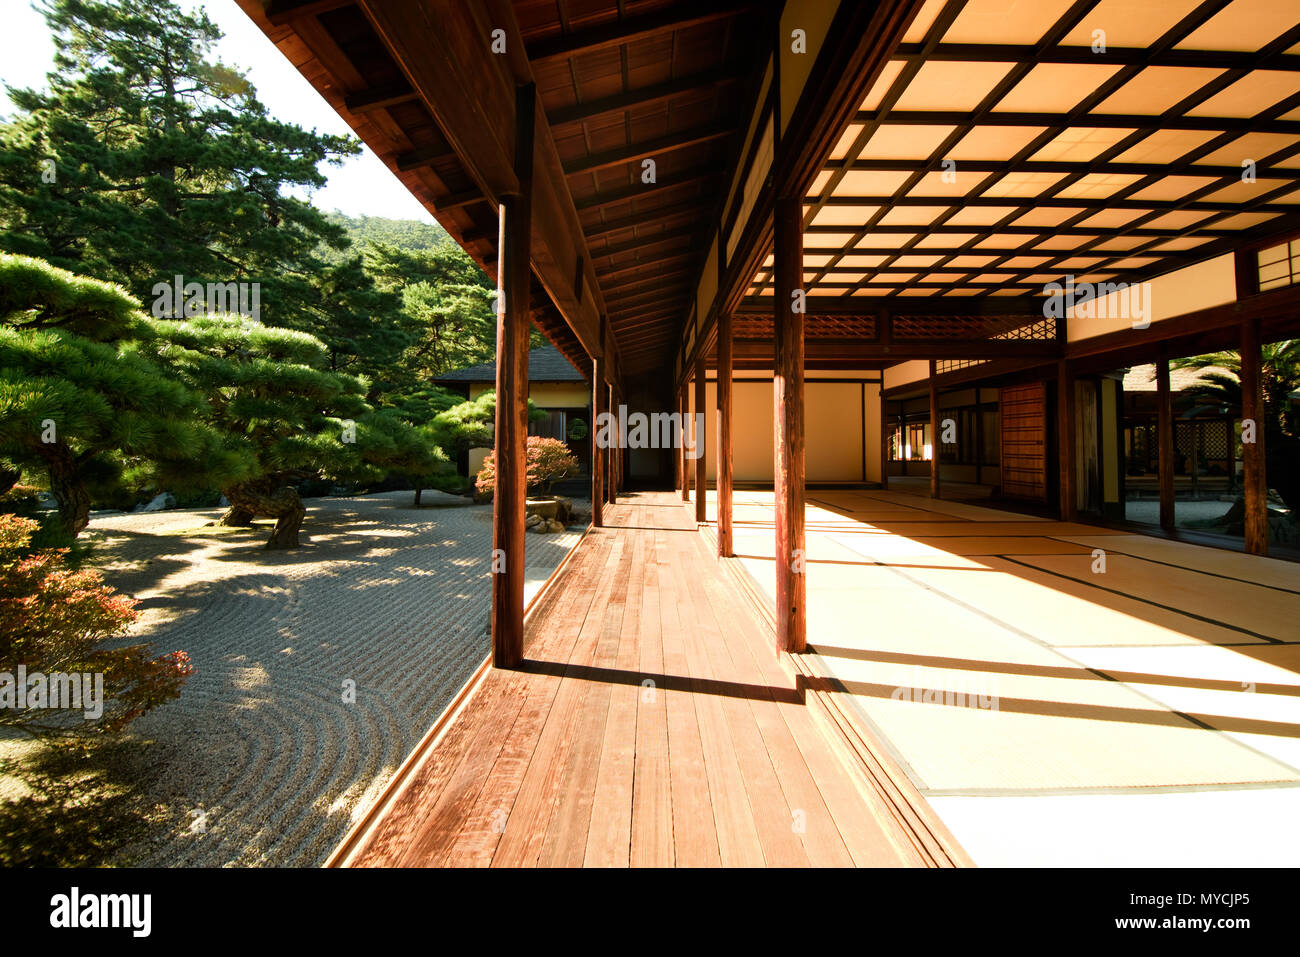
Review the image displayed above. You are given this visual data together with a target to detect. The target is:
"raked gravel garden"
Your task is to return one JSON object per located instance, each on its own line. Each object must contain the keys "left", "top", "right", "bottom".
{"left": 21, "top": 491, "right": 582, "bottom": 867}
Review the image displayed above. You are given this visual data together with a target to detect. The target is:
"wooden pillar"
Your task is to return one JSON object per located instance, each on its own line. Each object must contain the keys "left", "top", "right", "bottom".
{"left": 879, "top": 389, "right": 890, "bottom": 490}
{"left": 974, "top": 391, "right": 984, "bottom": 485}
{"left": 491, "top": 83, "right": 535, "bottom": 670}
{"left": 716, "top": 311, "right": 734, "bottom": 556}
{"left": 674, "top": 386, "right": 684, "bottom": 492}
{"left": 694, "top": 356, "right": 707, "bottom": 524}
{"left": 929, "top": 360, "right": 941, "bottom": 500}
{"left": 592, "top": 358, "right": 605, "bottom": 528}
{"left": 680, "top": 385, "right": 690, "bottom": 502}
{"left": 773, "top": 195, "right": 806, "bottom": 654}
{"left": 1058, "top": 358, "right": 1076, "bottom": 523}
{"left": 609, "top": 384, "right": 619, "bottom": 502}
{"left": 1156, "top": 353, "right": 1175, "bottom": 530}
{"left": 1241, "top": 315, "right": 1268, "bottom": 555}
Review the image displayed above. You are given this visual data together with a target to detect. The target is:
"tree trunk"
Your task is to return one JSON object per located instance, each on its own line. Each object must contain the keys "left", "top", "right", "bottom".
{"left": 0, "top": 463, "right": 19, "bottom": 497}
{"left": 413, "top": 486, "right": 423, "bottom": 507}
{"left": 219, "top": 504, "right": 254, "bottom": 526}
{"left": 224, "top": 480, "right": 307, "bottom": 549}
{"left": 46, "top": 450, "right": 91, "bottom": 538}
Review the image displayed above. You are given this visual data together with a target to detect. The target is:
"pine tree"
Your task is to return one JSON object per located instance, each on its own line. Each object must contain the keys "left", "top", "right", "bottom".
{"left": 0, "top": 254, "right": 252, "bottom": 537}
{"left": 0, "top": 0, "right": 359, "bottom": 332}
{"left": 144, "top": 313, "right": 443, "bottom": 548}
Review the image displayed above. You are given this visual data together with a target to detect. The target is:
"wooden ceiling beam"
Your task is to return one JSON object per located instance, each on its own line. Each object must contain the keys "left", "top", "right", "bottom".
{"left": 345, "top": 82, "right": 419, "bottom": 114}
{"left": 836, "top": 158, "right": 1300, "bottom": 182}
{"left": 266, "top": 0, "right": 355, "bottom": 26}
{"left": 575, "top": 169, "right": 714, "bottom": 212}
{"left": 393, "top": 143, "right": 456, "bottom": 171}
{"left": 605, "top": 288, "right": 691, "bottom": 311}
{"left": 733, "top": 339, "right": 1059, "bottom": 361}
{"left": 597, "top": 251, "right": 696, "bottom": 281}
{"left": 358, "top": 0, "right": 618, "bottom": 379}
{"left": 547, "top": 69, "right": 736, "bottom": 127}
{"left": 891, "top": 42, "right": 1300, "bottom": 72}
{"left": 593, "top": 224, "right": 698, "bottom": 259}
{"left": 734, "top": 295, "right": 1042, "bottom": 316}
{"left": 526, "top": 4, "right": 754, "bottom": 67}
{"left": 582, "top": 202, "right": 703, "bottom": 238}
{"left": 563, "top": 124, "right": 732, "bottom": 176}
{"left": 860, "top": 110, "right": 1300, "bottom": 136}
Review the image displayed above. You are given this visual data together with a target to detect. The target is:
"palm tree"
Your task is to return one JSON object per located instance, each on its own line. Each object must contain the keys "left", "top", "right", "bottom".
{"left": 1172, "top": 340, "right": 1299, "bottom": 511}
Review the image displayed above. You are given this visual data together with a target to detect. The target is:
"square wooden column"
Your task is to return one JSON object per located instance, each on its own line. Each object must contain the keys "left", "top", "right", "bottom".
{"left": 879, "top": 392, "right": 890, "bottom": 490}
{"left": 674, "top": 385, "right": 683, "bottom": 492}
{"left": 591, "top": 357, "right": 605, "bottom": 528}
{"left": 929, "top": 360, "right": 941, "bottom": 500}
{"left": 1057, "top": 359, "right": 1077, "bottom": 523}
{"left": 1241, "top": 315, "right": 1268, "bottom": 555}
{"left": 680, "top": 385, "right": 690, "bottom": 502}
{"left": 694, "top": 356, "right": 707, "bottom": 524}
{"left": 611, "top": 382, "right": 621, "bottom": 504}
{"left": 716, "top": 310, "right": 734, "bottom": 556}
{"left": 491, "top": 83, "right": 535, "bottom": 670}
{"left": 1156, "top": 353, "right": 1175, "bottom": 530}
{"left": 773, "top": 195, "right": 806, "bottom": 654}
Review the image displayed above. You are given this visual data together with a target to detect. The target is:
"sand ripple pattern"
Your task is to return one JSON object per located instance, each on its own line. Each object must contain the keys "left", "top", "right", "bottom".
{"left": 85, "top": 492, "right": 580, "bottom": 867}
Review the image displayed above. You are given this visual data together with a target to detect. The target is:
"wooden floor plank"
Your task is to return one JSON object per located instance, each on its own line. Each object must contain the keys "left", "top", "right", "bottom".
{"left": 490, "top": 535, "right": 626, "bottom": 867}
{"left": 662, "top": 529, "right": 767, "bottom": 867}
{"left": 675, "top": 524, "right": 811, "bottom": 867}
{"left": 657, "top": 527, "right": 723, "bottom": 867}
{"left": 413, "top": 528, "right": 612, "bottom": 866}
{"left": 339, "top": 492, "right": 932, "bottom": 869}
{"left": 583, "top": 528, "right": 644, "bottom": 866}
{"left": 630, "top": 523, "right": 675, "bottom": 867}
{"left": 537, "top": 527, "right": 637, "bottom": 866}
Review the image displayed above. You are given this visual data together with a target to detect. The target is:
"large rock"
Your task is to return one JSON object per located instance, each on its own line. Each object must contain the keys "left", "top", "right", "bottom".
{"left": 526, "top": 498, "right": 559, "bottom": 520}
{"left": 137, "top": 492, "right": 175, "bottom": 512}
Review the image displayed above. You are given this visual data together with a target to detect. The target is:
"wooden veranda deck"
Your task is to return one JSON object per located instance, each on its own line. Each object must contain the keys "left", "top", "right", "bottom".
{"left": 332, "top": 492, "right": 949, "bottom": 867}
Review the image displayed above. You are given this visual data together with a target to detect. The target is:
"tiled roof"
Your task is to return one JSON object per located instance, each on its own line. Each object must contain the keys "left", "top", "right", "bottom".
{"left": 434, "top": 344, "right": 587, "bottom": 384}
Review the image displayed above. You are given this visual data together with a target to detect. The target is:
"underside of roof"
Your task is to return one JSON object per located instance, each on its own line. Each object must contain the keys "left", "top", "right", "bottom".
{"left": 239, "top": 0, "right": 1300, "bottom": 390}
{"left": 237, "top": 0, "right": 772, "bottom": 380}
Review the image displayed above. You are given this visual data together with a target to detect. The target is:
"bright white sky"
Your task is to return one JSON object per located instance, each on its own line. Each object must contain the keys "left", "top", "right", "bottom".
{"left": 0, "top": 0, "right": 434, "bottom": 223}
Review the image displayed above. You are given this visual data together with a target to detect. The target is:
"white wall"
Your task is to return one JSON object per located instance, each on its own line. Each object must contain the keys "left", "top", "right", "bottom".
{"left": 702, "top": 377, "right": 879, "bottom": 483}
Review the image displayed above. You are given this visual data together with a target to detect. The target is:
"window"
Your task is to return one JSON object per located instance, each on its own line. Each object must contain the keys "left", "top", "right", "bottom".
{"left": 1258, "top": 239, "right": 1300, "bottom": 292}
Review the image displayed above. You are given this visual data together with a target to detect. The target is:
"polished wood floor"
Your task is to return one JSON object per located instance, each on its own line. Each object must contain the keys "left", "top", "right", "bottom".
{"left": 341, "top": 492, "right": 931, "bottom": 867}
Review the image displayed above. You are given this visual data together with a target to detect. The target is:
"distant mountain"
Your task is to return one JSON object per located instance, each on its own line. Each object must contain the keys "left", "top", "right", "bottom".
{"left": 319, "top": 211, "right": 451, "bottom": 261}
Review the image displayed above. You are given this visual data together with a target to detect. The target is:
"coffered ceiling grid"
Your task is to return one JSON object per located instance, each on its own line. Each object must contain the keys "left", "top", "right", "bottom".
{"left": 744, "top": 0, "right": 1300, "bottom": 311}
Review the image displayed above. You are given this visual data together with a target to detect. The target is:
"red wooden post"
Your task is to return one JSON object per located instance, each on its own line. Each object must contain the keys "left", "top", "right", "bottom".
{"left": 491, "top": 83, "right": 535, "bottom": 670}
{"left": 592, "top": 356, "right": 605, "bottom": 528}
{"left": 1156, "top": 352, "right": 1174, "bottom": 530}
{"left": 1241, "top": 316, "right": 1268, "bottom": 555}
{"left": 680, "top": 384, "right": 690, "bottom": 502}
{"left": 1058, "top": 358, "right": 1076, "bottom": 523}
{"left": 773, "top": 195, "right": 806, "bottom": 654}
{"left": 929, "top": 360, "right": 941, "bottom": 500}
{"left": 616, "top": 385, "right": 624, "bottom": 499}
{"left": 716, "top": 310, "right": 734, "bottom": 556}
{"left": 694, "top": 355, "right": 707, "bottom": 524}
